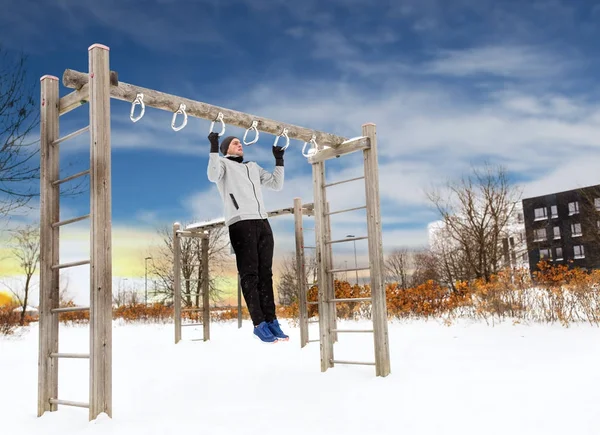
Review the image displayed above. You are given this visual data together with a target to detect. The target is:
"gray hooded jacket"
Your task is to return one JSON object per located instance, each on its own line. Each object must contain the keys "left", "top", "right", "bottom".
{"left": 207, "top": 153, "right": 284, "bottom": 226}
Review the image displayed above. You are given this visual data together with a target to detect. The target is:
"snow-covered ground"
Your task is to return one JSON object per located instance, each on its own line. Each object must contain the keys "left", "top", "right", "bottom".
{"left": 1, "top": 319, "right": 599, "bottom": 435}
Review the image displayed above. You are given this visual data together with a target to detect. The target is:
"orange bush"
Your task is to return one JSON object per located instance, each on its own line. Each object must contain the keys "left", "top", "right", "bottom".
{"left": 0, "top": 304, "right": 21, "bottom": 335}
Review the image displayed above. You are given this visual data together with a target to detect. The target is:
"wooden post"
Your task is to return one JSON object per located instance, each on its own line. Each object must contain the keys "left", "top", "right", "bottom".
{"left": 312, "top": 162, "right": 333, "bottom": 371}
{"left": 294, "top": 198, "right": 309, "bottom": 348}
{"left": 362, "top": 123, "right": 391, "bottom": 377}
{"left": 173, "top": 223, "right": 182, "bottom": 343}
{"left": 202, "top": 236, "right": 210, "bottom": 341}
{"left": 38, "top": 75, "right": 60, "bottom": 416}
{"left": 324, "top": 202, "right": 337, "bottom": 343}
{"left": 88, "top": 43, "right": 113, "bottom": 420}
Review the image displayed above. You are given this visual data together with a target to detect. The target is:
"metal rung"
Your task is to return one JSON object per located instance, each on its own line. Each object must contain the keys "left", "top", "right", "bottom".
{"left": 308, "top": 339, "right": 320, "bottom": 343}
{"left": 52, "top": 214, "right": 90, "bottom": 228}
{"left": 181, "top": 308, "right": 204, "bottom": 312}
{"left": 328, "top": 266, "right": 370, "bottom": 274}
{"left": 53, "top": 125, "right": 89, "bottom": 145}
{"left": 326, "top": 205, "right": 367, "bottom": 216}
{"left": 304, "top": 246, "right": 316, "bottom": 249}
{"left": 52, "top": 306, "right": 89, "bottom": 313}
{"left": 49, "top": 399, "right": 90, "bottom": 408}
{"left": 308, "top": 320, "right": 319, "bottom": 324}
{"left": 330, "top": 297, "right": 371, "bottom": 303}
{"left": 53, "top": 169, "right": 90, "bottom": 186}
{"left": 50, "top": 353, "right": 90, "bottom": 359}
{"left": 307, "top": 301, "right": 319, "bottom": 305}
{"left": 332, "top": 360, "right": 376, "bottom": 366}
{"left": 324, "top": 176, "right": 365, "bottom": 188}
{"left": 326, "top": 235, "right": 368, "bottom": 245}
{"left": 182, "top": 323, "right": 203, "bottom": 327}
{"left": 331, "top": 329, "right": 373, "bottom": 333}
{"left": 52, "top": 260, "right": 90, "bottom": 270}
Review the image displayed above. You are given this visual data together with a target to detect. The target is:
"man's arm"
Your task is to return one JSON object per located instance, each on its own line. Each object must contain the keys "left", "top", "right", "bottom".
{"left": 207, "top": 132, "right": 225, "bottom": 182}
{"left": 259, "top": 145, "right": 285, "bottom": 191}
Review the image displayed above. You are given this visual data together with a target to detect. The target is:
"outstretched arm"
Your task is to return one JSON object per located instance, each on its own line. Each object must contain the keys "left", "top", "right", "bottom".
{"left": 259, "top": 145, "right": 285, "bottom": 191}
{"left": 207, "top": 132, "right": 225, "bottom": 182}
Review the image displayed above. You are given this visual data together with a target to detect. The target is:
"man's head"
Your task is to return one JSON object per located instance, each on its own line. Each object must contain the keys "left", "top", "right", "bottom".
{"left": 220, "top": 136, "right": 243, "bottom": 157}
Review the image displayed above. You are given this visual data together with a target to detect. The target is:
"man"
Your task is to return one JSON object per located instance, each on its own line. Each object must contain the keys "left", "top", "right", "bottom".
{"left": 207, "top": 132, "right": 289, "bottom": 343}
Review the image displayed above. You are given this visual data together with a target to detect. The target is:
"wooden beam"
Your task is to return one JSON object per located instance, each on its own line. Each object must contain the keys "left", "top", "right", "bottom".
{"left": 307, "top": 136, "right": 370, "bottom": 164}
{"left": 62, "top": 68, "right": 348, "bottom": 148}
{"left": 173, "top": 223, "right": 182, "bottom": 344}
{"left": 38, "top": 75, "right": 60, "bottom": 417}
{"left": 59, "top": 84, "right": 89, "bottom": 116}
{"left": 294, "top": 198, "right": 309, "bottom": 348}
{"left": 362, "top": 123, "right": 391, "bottom": 377}
{"left": 88, "top": 43, "right": 113, "bottom": 420}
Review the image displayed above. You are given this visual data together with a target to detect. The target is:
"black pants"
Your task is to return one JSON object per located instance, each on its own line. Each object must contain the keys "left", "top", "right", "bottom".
{"left": 228, "top": 219, "right": 276, "bottom": 326}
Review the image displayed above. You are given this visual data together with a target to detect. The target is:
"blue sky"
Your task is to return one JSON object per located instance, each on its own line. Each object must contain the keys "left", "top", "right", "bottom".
{"left": 2, "top": 0, "right": 600, "bottom": 285}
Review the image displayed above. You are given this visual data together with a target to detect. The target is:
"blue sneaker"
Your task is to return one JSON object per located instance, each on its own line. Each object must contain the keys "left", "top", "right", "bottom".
{"left": 254, "top": 321, "right": 278, "bottom": 343}
{"left": 267, "top": 319, "right": 289, "bottom": 341}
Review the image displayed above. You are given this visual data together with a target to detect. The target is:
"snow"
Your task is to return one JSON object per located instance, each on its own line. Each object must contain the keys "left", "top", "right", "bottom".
{"left": 1, "top": 319, "right": 599, "bottom": 434}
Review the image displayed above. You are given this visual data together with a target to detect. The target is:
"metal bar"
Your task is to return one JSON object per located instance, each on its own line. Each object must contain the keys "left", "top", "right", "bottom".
{"left": 326, "top": 235, "right": 368, "bottom": 245}
{"left": 52, "top": 125, "right": 89, "bottom": 145}
{"left": 330, "top": 297, "right": 371, "bottom": 303}
{"left": 326, "top": 205, "right": 367, "bottom": 217}
{"left": 52, "top": 306, "right": 90, "bottom": 313}
{"left": 308, "top": 320, "right": 319, "bottom": 324}
{"left": 49, "top": 399, "right": 90, "bottom": 409}
{"left": 53, "top": 169, "right": 90, "bottom": 186}
{"left": 182, "top": 323, "right": 203, "bottom": 327}
{"left": 332, "top": 360, "right": 376, "bottom": 366}
{"left": 331, "top": 329, "right": 374, "bottom": 333}
{"left": 63, "top": 69, "right": 348, "bottom": 148}
{"left": 304, "top": 245, "right": 316, "bottom": 249}
{"left": 50, "top": 353, "right": 90, "bottom": 359}
{"left": 324, "top": 176, "right": 365, "bottom": 188}
{"left": 307, "top": 301, "right": 319, "bottom": 305}
{"left": 327, "top": 266, "right": 370, "bottom": 274}
{"left": 51, "top": 260, "right": 90, "bottom": 270}
{"left": 308, "top": 339, "right": 320, "bottom": 343}
{"left": 52, "top": 214, "right": 90, "bottom": 228}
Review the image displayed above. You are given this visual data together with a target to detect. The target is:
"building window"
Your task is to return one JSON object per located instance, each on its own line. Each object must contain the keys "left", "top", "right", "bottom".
{"left": 571, "top": 223, "right": 582, "bottom": 237}
{"left": 550, "top": 205, "right": 558, "bottom": 218}
{"left": 595, "top": 198, "right": 600, "bottom": 211}
{"left": 521, "top": 252, "right": 528, "bottom": 263}
{"left": 574, "top": 245, "right": 585, "bottom": 259}
{"left": 534, "top": 228, "right": 547, "bottom": 242}
{"left": 555, "top": 247, "right": 563, "bottom": 261}
{"left": 540, "top": 248, "right": 551, "bottom": 260}
{"left": 517, "top": 212, "right": 524, "bottom": 223}
{"left": 568, "top": 201, "right": 579, "bottom": 215}
{"left": 553, "top": 226, "right": 561, "bottom": 239}
{"left": 534, "top": 207, "right": 547, "bottom": 220}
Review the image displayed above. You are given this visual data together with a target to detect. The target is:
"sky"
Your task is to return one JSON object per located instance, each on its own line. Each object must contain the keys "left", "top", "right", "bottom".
{"left": 2, "top": 0, "right": 600, "bottom": 303}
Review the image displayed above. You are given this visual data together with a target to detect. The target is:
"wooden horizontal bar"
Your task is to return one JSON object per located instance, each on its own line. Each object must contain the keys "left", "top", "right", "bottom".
{"left": 52, "top": 306, "right": 90, "bottom": 313}
{"left": 53, "top": 125, "right": 89, "bottom": 145}
{"left": 326, "top": 205, "right": 367, "bottom": 217}
{"left": 330, "top": 329, "right": 373, "bottom": 333}
{"left": 307, "top": 136, "right": 371, "bottom": 164}
{"left": 63, "top": 69, "right": 348, "bottom": 147}
{"left": 52, "top": 214, "right": 90, "bottom": 228}
{"left": 50, "top": 353, "right": 90, "bottom": 359}
{"left": 324, "top": 176, "right": 365, "bottom": 188}
{"left": 53, "top": 169, "right": 90, "bottom": 186}
{"left": 307, "top": 301, "right": 319, "bottom": 305}
{"left": 176, "top": 230, "right": 208, "bottom": 238}
{"left": 52, "top": 260, "right": 90, "bottom": 270}
{"left": 326, "top": 235, "right": 368, "bottom": 245}
{"left": 181, "top": 308, "right": 204, "bottom": 312}
{"left": 182, "top": 323, "right": 203, "bottom": 327}
{"left": 327, "top": 266, "right": 370, "bottom": 274}
{"left": 49, "top": 399, "right": 90, "bottom": 408}
{"left": 59, "top": 85, "right": 89, "bottom": 116}
{"left": 332, "top": 360, "right": 376, "bottom": 366}
{"left": 329, "top": 297, "right": 371, "bottom": 303}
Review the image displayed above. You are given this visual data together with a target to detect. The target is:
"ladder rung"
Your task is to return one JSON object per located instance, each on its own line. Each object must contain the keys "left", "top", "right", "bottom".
{"left": 332, "top": 360, "right": 376, "bottom": 366}
{"left": 181, "top": 308, "right": 204, "bottom": 312}
{"left": 50, "top": 353, "right": 90, "bottom": 359}
{"left": 53, "top": 169, "right": 90, "bottom": 186}
{"left": 182, "top": 323, "right": 203, "bottom": 327}
{"left": 330, "top": 297, "right": 371, "bottom": 303}
{"left": 308, "top": 339, "right": 320, "bottom": 343}
{"left": 52, "top": 306, "right": 89, "bottom": 313}
{"left": 52, "top": 214, "right": 90, "bottom": 228}
{"left": 327, "top": 266, "right": 370, "bottom": 274}
{"left": 49, "top": 399, "right": 89, "bottom": 408}
{"left": 324, "top": 176, "right": 365, "bottom": 188}
{"left": 326, "top": 235, "right": 368, "bottom": 245}
{"left": 330, "top": 329, "right": 373, "bottom": 333}
{"left": 326, "top": 205, "right": 367, "bottom": 216}
{"left": 304, "top": 246, "right": 316, "bottom": 249}
{"left": 52, "top": 260, "right": 90, "bottom": 270}
{"left": 308, "top": 320, "right": 319, "bottom": 324}
{"left": 53, "top": 125, "right": 90, "bottom": 145}
{"left": 307, "top": 301, "right": 319, "bottom": 305}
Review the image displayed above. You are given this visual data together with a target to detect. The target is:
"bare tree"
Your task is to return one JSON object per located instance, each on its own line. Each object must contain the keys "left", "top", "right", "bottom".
{"left": 410, "top": 249, "right": 441, "bottom": 287}
{"left": 276, "top": 252, "right": 318, "bottom": 305}
{"left": 151, "top": 223, "right": 230, "bottom": 306}
{"left": 384, "top": 248, "right": 413, "bottom": 289}
{"left": 428, "top": 163, "right": 521, "bottom": 283}
{"left": 0, "top": 48, "right": 40, "bottom": 218}
{"left": 8, "top": 223, "right": 40, "bottom": 324}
